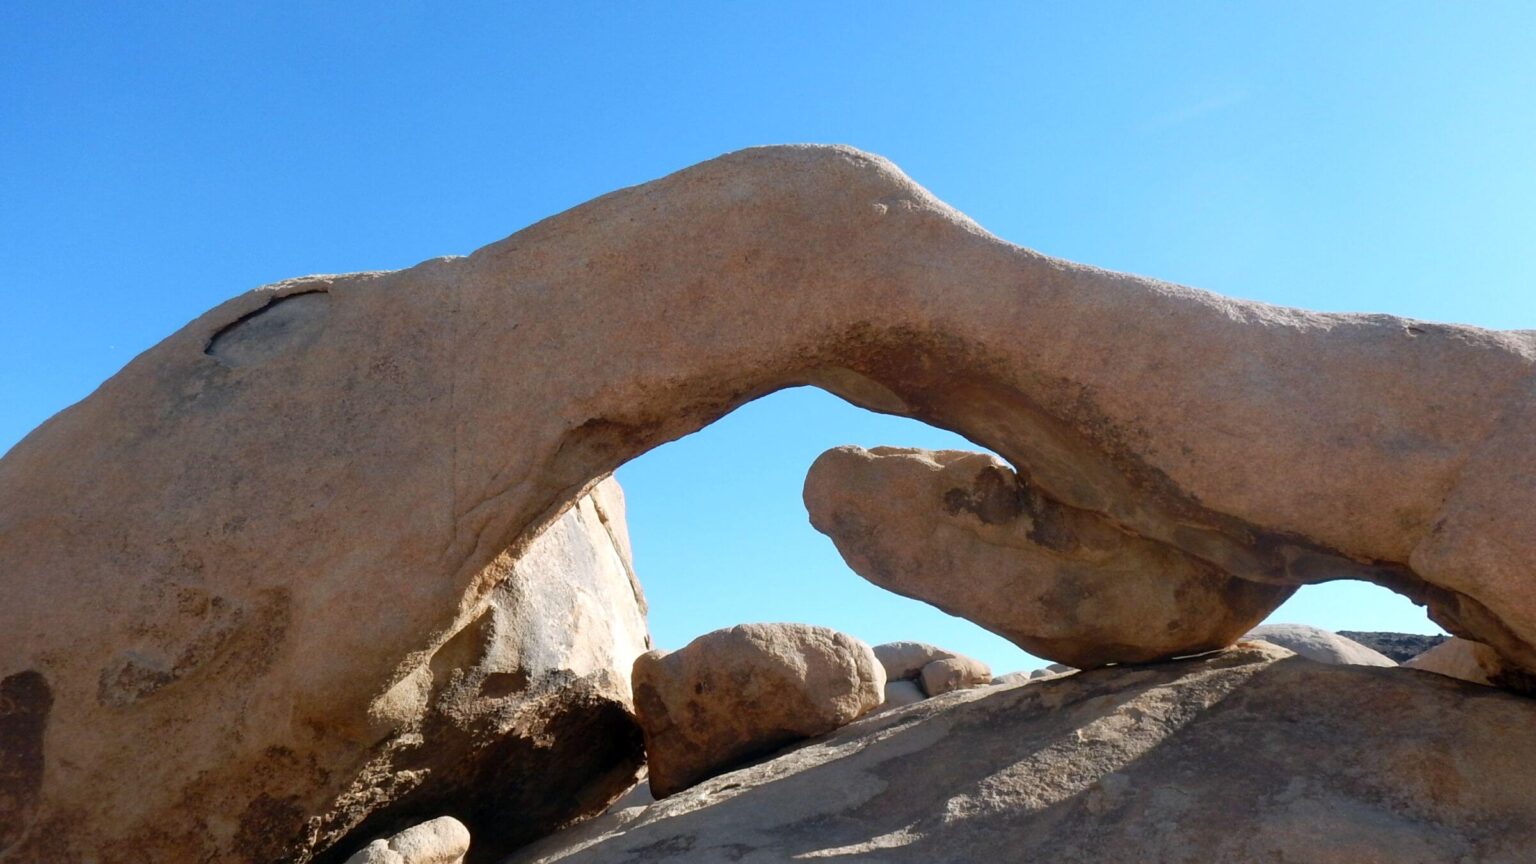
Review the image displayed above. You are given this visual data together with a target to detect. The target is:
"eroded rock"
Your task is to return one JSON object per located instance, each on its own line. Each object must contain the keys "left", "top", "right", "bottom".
{"left": 508, "top": 644, "right": 1536, "bottom": 864}
{"left": 631, "top": 624, "right": 884, "bottom": 798}
{"left": 804, "top": 446, "right": 1296, "bottom": 667}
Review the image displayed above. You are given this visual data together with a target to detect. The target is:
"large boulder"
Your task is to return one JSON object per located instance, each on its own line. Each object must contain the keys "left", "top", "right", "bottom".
{"left": 507, "top": 644, "right": 1536, "bottom": 864}
{"left": 631, "top": 624, "right": 884, "bottom": 799}
{"left": 1243, "top": 623, "right": 1396, "bottom": 666}
{"left": 804, "top": 446, "right": 1295, "bottom": 667}
{"left": 6, "top": 144, "right": 1536, "bottom": 859}
{"left": 0, "top": 478, "right": 648, "bottom": 863}
{"left": 918, "top": 656, "right": 992, "bottom": 697}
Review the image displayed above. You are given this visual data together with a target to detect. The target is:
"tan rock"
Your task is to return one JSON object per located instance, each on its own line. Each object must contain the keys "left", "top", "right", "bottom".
{"left": 508, "top": 644, "right": 1536, "bottom": 864}
{"left": 0, "top": 478, "right": 646, "bottom": 863}
{"left": 1244, "top": 623, "right": 1396, "bottom": 666}
{"left": 918, "top": 656, "right": 991, "bottom": 697}
{"left": 341, "top": 816, "right": 470, "bottom": 864}
{"left": 804, "top": 446, "right": 1295, "bottom": 667}
{"left": 631, "top": 624, "right": 884, "bottom": 798}
{"left": 871, "top": 641, "right": 959, "bottom": 681}
{"left": 6, "top": 143, "right": 1536, "bottom": 859}
{"left": 1404, "top": 637, "right": 1500, "bottom": 686}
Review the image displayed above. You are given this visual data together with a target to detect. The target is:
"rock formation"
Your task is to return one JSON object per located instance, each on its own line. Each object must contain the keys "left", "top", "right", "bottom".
{"left": 871, "top": 641, "right": 960, "bottom": 681}
{"left": 804, "top": 446, "right": 1295, "bottom": 666}
{"left": 880, "top": 679, "right": 927, "bottom": 711}
{"left": 0, "top": 478, "right": 647, "bottom": 863}
{"left": 1404, "top": 637, "right": 1500, "bottom": 686}
{"left": 871, "top": 641, "right": 990, "bottom": 700}
{"left": 507, "top": 644, "right": 1536, "bottom": 864}
{"left": 1243, "top": 623, "right": 1396, "bottom": 666}
{"left": 631, "top": 624, "right": 884, "bottom": 798}
{"left": 1338, "top": 631, "right": 1448, "bottom": 663}
{"left": 341, "top": 816, "right": 469, "bottom": 864}
{"left": 918, "top": 656, "right": 992, "bottom": 696}
{"left": 5, "top": 144, "right": 1536, "bottom": 859}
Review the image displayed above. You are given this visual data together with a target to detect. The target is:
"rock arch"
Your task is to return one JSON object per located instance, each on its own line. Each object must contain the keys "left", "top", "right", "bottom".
{"left": 2, "top": 144, "right": 1533, "bottom": 860}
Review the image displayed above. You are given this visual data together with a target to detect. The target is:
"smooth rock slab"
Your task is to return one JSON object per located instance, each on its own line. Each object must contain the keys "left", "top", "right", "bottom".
{"left": 507, "top": 644, "right": 1536, "bottom": 864}
{"left": 1404, "top": 637, "right": 1499, "bottom": 686}
{"left": 631, "top": 624, "right": 884, "bottom": 798}
{"left": 1244, "top": 623, "right": 1396, "bottom": 666}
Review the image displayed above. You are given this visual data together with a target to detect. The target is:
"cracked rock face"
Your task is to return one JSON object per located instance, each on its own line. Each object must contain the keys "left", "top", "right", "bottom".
{"left": 804, "top": 446, "right": 1295, "bottom": 667}
{"left": 508, "top": 644, "right": 1536, "bottom": 864}
{"left": 4, "top": 144, "right": 1536, "bottom": 859}
{"left": 632, "top": 624, "right": 884, "bottom": 799}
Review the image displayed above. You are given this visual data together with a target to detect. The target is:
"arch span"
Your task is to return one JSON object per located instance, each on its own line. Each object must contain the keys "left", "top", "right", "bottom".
{"left": 3, "top": 144, "right": 1534, "bottom": 860}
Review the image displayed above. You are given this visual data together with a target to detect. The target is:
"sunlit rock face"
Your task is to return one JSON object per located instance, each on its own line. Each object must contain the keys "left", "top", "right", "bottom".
{"left": 631, "top": 623, "right": 884, "bottom": 799}
{"left": 804, "top": 445, "right": 1295, "bottom": 668}
{"left": 509, "top": 645, "right": 1536, "bottom": 864}
{"left": 3, "top": 144, "right": 1536, "bottom": 860}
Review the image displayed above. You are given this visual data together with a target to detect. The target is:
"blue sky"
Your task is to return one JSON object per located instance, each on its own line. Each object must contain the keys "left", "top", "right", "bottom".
{"left": 4, "top": 3, "right": 1533, "bottom": 671}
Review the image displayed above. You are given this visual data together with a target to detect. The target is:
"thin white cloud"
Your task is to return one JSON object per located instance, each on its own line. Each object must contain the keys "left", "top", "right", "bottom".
{"left": 1140, "top": 89, "right": 1250, "bottom": 134}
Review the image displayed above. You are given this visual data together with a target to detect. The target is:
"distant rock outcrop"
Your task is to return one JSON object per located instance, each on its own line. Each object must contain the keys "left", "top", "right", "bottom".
{"left": 1243, "top": 623, "right": 1396, "bottom": 666}
{"left": 508, "top": 644, "right": 1536, "bottom": 864}
{"left": 631, "top": 624, "right": 884, "bottom": 798}
{"left": 1338, "top": 630, "right": 1449, "bottom": 663}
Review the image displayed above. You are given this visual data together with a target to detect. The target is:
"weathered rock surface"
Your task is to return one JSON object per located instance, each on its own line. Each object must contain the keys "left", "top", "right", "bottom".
{"left": 631, "top": 624, "right": 884, "bottom": 799}
{"left": 6, "top": 144, "right": 1536, "bottom": 859}
{"left": 506, "top": 644, "right": 1536, "bottom": 864}
{"left": 1404, "top": 637, "right": 1500, "bottom": 686}
{"left": 342, "top": 816, "right": 470, "bottom": 864}
{"left": 1338, "top": 630, "right": 1449, "bottom": 663}
{"left": 805, "top": 446, "right": 1296, "bottom": 667}
{"left": 1244, "top": 623, "right": 1396, "bottom": 666}
{"left": 2, "top": 478, "right": 648, "bottom": 863}
{"left": 918, "top": 656, "right": 991, "bottom": 697}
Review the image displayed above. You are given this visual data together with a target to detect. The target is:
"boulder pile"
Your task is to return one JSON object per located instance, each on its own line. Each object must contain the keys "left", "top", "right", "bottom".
{"left": 872, "top": 641, "right": 991, "bottom": 706}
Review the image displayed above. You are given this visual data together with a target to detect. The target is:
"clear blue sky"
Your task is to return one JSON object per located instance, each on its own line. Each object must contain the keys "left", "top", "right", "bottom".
{"left": 4, "top": 3, "right": 1533, "bottom": 672}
